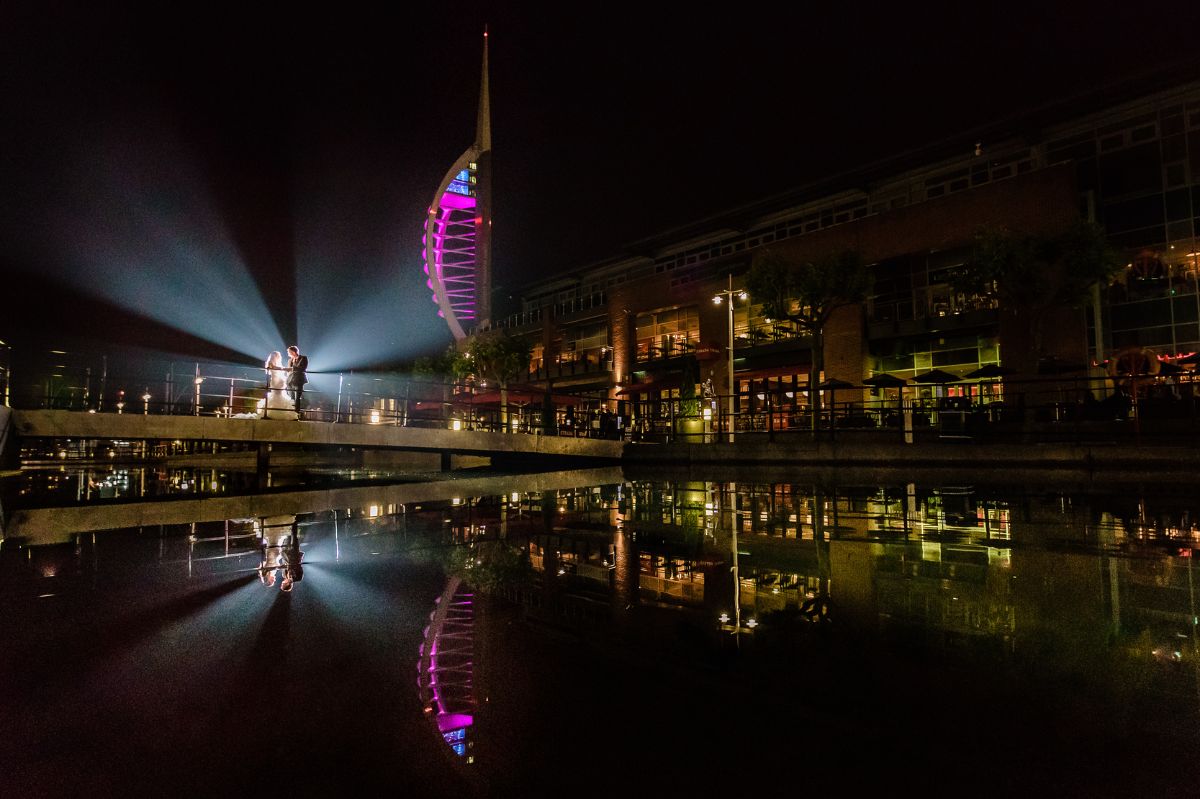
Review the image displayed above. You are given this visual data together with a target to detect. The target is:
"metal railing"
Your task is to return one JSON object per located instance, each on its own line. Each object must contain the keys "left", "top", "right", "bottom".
{"left": 649, "top": 375, "right": 1200, "bottom": 447}
{"left": 5, "top": 353, "right": 1199, "bottom": 447}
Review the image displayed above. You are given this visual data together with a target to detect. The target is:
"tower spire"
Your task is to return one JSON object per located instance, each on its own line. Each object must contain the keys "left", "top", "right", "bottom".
{"left": 475, "top": 27, "right": 491, "bottom": 151}
{"left": 421, "top": 26, "right": 493, "bottom": 340}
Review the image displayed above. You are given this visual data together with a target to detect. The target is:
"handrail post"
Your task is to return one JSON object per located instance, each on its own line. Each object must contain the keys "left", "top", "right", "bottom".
{"left": 336, "top": 373, "right": 344, "bottom": 423}
{"left": 767, "top": 392, "right": 774, "bottom": 443}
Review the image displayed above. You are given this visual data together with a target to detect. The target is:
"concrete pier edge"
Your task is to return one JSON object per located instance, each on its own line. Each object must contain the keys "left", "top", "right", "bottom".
{"left": 621, "top": 439, "right": 1200, "bottom": 472}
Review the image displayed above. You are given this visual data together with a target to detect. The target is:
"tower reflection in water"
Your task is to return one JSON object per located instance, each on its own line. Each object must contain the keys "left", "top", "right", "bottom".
{"left": 4, "top": 473, "right": 1199, "bottom": 790}
{"left": 417, "top": 576, "right": 475, "bottom": 761}
{"left": 392, "top": 476, "right": 1200, "bottom": 778}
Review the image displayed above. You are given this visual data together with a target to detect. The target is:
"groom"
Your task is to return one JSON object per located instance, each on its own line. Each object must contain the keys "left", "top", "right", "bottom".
{"left": 286, "top": 345, "right": 309, "bottom": 415}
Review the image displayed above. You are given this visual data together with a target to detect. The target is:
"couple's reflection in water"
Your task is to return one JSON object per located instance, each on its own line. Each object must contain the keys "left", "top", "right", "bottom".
{"left": 257, "top": 514, "right": 304, "bottom": 591}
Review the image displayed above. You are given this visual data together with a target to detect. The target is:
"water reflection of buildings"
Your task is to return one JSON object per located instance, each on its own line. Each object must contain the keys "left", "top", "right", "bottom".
{"left": 3, "top": 478, "right": 1198, "bottom": 714}
{"left": 515, "top": 481, "right": 1017, "bottom": 619}
{"left": 490, "top": 480, "right": 1200, "bottom": 700}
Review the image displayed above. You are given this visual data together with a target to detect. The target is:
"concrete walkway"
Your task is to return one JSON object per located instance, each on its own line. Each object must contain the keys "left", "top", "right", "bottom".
{"left": 3, "top": 465, "right": 624, "bottom": 546}
{"left": 10, "top": 409, "right": 624, "bottom": 462}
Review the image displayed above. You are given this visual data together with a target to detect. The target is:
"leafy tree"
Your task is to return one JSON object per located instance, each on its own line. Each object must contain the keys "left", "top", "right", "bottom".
{"left": 953, "top": 221, "right": 1122, "bottom": 365}
{"left": 410, "top": 344, "right": 461, "bottom": 380}
{"left": 678, "top": 355, "right": 700, "bottom": 418}
{"left": 453, "top": 331, "right": 532, "bottom": 430}
{"left": 410, "top": 344, "right": 468, "bottom": 411}
{"left": 410, "top": 354, "right": 441, "bottom": 378}
{"left": 445, "top": 539, "right": 533, "bottom": 593}
{"left": 746, "top": 249, "right": 869, "bottom": 433}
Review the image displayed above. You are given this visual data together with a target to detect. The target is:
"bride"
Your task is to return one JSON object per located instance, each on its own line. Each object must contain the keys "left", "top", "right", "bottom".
{"left": 262, "top": 351, "right": 298, "bottom": 420}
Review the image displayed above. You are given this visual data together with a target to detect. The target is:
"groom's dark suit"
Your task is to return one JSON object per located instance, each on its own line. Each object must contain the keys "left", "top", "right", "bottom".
{"left": 287, "top": 353, "right": 309, "bottom": 409}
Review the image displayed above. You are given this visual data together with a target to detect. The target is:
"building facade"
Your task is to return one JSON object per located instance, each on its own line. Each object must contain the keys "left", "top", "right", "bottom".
{"left": 475, "top": 79, "right": 1200, "bottom": 424}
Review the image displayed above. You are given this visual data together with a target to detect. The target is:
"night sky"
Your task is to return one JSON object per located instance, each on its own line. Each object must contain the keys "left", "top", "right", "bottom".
{"left": 2, "top": 2, "right": 1198, "bottom": 367}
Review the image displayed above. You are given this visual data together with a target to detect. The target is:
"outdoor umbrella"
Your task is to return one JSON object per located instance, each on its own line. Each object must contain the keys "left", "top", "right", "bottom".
{"left": 1156, "top": 361, "right": 1185, "bottom": 375}
{"left": 912, "top": 369, "right": 961, "bottom": 384}
{"left": 814, "top": 378, "right": 855, "bottom": 424}
{"left": 964, "top": 364, "right": 1017, "bottom": 379}
{"left": 862, "top": 373, "right": 907, "bottom": 388}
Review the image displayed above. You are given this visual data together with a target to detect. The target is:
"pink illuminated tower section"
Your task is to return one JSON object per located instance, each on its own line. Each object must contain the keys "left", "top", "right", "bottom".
{"left": 422, "top": 31, "right": 492, "bottom": 341}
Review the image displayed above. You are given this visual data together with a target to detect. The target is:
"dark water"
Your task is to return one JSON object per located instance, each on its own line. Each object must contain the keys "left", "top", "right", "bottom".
{"left": 2, "top": 469, "right": 1199, "bottom": 796}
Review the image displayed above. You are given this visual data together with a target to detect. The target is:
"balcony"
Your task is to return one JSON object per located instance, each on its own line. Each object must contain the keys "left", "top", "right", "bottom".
{"left": 735, "top": 323, "right": 805, "bottom": 350}
{"left": 530, "top": 353, "right": 614, "bottom": 381}
{"left": 635, "top": 338, "right": 698, "bottom": 365}
{"left": 868, "top": 307, "right": 998, "bottom": 339}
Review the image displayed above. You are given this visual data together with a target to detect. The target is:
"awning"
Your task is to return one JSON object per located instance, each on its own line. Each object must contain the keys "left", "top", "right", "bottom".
{"left": 468, "top": 389, "right": 584, "bottom": 406}
{"left": 616, "top": 376, "right": 683, "bottom": 396}
{"left": 412, "top": 399, "right": 453, "bottom": 412}
{"left": 733, "top": 365, "right": 811, "bottom": 381}
{"left": 414, "top": 384, "right": 589, "bottom": 410}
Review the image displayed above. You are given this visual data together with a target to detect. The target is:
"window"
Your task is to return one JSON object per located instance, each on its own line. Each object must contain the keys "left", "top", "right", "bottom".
{"left": 1131, "top": 124, "right": 1156, "bottom": 143}
{"left": 562, "top": 321, "right": 609, "bottom": 365}
{"left": 635, "top": 307, "right": 700, "bottom": 361}
{"left": 1099, "top": 142, "right": 1162, "bottom": 197}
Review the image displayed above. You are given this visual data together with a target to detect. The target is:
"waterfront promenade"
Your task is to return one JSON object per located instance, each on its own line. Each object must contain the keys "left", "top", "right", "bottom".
{"left": 5, "top": 403, "right": 1199, "bottom": 478}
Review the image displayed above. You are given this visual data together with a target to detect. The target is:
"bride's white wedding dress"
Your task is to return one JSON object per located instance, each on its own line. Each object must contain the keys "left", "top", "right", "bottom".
{"left": 263, "top": 367, "right": 298, "bottom": 420}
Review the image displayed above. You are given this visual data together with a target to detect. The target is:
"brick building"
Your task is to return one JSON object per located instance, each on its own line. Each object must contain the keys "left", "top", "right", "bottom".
{"left": 473, "top": 78, "right": 1200, "bottom": 428}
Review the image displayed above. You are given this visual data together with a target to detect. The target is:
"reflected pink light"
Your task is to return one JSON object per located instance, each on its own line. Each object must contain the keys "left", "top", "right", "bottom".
{"left": 437, "top": 713, "right": 474, "bottom": 733}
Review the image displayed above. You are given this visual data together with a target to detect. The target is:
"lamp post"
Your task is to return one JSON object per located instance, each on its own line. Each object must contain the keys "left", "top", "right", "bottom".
{"left": 718, "top": 482, "right": 756, "bottom": 646}
{"left": 712, "top": 275, "right": 747, "bottom": 443}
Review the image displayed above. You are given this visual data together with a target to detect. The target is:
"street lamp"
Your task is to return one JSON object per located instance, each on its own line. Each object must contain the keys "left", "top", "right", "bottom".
{"left": 193, "top": 376, "right": 204, "bottom": 416}
{"left": 712, "top": 275, "right": 748, "bottom": 443}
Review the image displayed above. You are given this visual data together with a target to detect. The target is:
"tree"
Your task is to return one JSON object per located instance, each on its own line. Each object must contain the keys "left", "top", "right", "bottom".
{"left": 453, "top": 331, "right": 532, "bottom": 431}
{"left": 953, "top": 221, "right": 1122, "bottom": 366}
{"left": 410, "top": 347, "right": 458, "bottom": 379}
{"left": 746, "top": 249, "right": 869, "bottom": 433}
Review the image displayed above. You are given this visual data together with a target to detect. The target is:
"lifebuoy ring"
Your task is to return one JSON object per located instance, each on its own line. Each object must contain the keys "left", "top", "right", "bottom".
{"left": 1129, "top": 251, "right": 1166, "bottom": 280}
{"left": 1106, "top": 347, "right": 1160, "bottom": 381}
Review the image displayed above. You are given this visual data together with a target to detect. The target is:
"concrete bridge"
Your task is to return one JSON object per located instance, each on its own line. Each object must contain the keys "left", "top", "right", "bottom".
{"left": 2, "top": 464, "right": 625, "bottom": 546}
{"left": 4, "top": 409, "right": 624, "bottom": 469}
